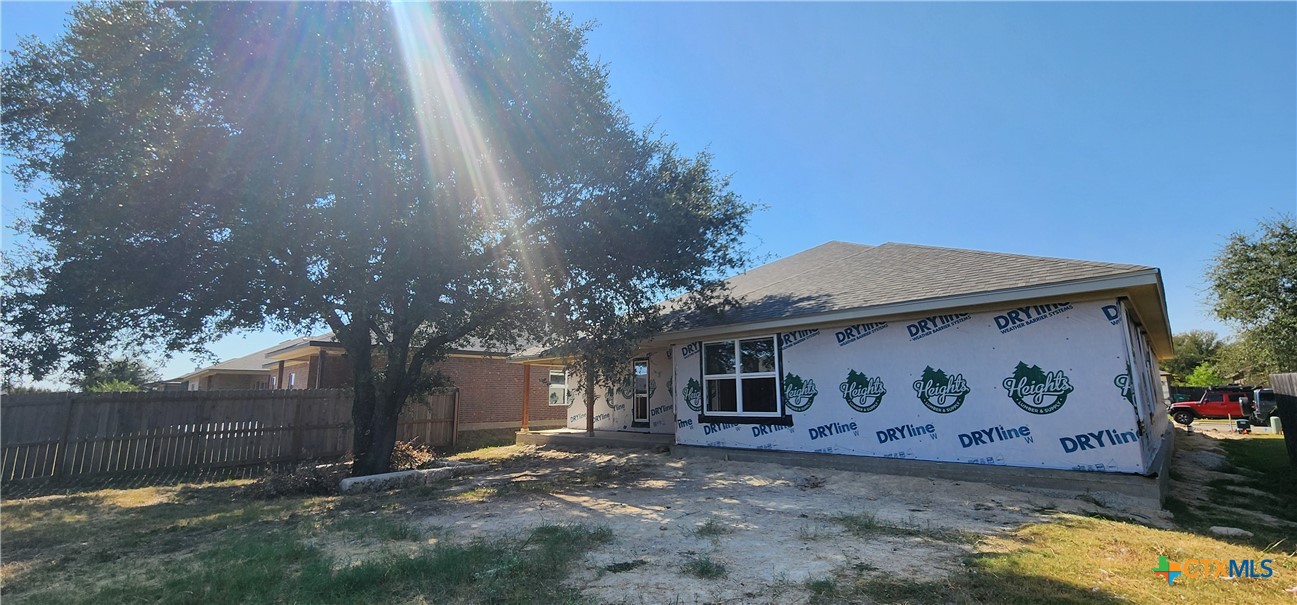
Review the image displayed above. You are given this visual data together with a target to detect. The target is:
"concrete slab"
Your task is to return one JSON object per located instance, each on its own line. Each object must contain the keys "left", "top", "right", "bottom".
{"left": 673, "top": 443, "right": 1168, "bottom": 505}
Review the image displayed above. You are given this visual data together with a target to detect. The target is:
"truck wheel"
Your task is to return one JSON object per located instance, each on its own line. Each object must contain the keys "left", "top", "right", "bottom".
{"left": 1172, "top": 410, "right": 1195, "bottom": 426}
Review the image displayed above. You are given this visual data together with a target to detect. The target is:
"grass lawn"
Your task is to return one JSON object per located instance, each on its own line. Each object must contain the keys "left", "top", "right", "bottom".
{"left": 1, "top": 478, "right": 610, "bottom": 605}
{"left": 808, "top": 433, "right": 1297, "bottom": 604}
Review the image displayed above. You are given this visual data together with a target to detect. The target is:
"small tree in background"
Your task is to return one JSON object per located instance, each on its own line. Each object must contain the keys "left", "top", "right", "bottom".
{"left": 1164, "top": 330, "right": 1225, "bottom": 383}
{"left": 1182, "top": 363, "right": 1225, "bottom": 388}
{"left": 85, "top": 379, "right": 140, "bottom": 393}
{"left": 1207, "top": 215, "right": 1297, "bottom": 382}
{"left": 74, "top": 358, "right": 161, "bottom": 392}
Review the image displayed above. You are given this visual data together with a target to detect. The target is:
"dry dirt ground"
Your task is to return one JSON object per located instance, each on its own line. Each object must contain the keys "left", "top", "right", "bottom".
{"left": 428, "top": 446, "right": 1169, "bottom": 604}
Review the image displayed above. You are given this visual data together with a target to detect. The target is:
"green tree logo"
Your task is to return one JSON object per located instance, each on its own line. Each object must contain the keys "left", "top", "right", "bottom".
{"left": 1114, "top": 364, "right": 1135, "bottom": 409}
{"left": 683, "top": 377, "right": 703, "bottom": 412}
{"left": 783, "top": 373, "right": 819, "bottom": 412}
{"left": 1003, "top": 362, "right": 1074, "bottom": 414}
{"left": 839, "top": 370, "right": 886, "bottom": 413}
{"left": 911, "top": 366, "right": 970, "bottom": 414}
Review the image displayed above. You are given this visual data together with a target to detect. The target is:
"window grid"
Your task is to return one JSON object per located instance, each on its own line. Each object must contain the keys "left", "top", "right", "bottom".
{"left": 701, "top": 336, "right": 781, "bottom": 417}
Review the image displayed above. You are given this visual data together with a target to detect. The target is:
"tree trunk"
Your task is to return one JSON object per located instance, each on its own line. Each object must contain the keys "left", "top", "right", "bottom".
{"left": 348, "top": 337, "right": 379, "bottom": 475}
{"left": 585, "top": 369, "right": 596, "bottom": 437}
{"left": 353, "top": 393, "right": 402, "bottom": 476}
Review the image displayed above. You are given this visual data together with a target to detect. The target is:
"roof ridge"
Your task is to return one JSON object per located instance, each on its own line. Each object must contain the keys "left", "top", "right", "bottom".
{"left": 876, "top": 242, "right": 1152, "bottom": 271}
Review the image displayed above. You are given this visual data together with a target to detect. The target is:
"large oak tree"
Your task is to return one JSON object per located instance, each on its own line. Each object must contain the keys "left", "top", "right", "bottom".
{"left": 3, "top": 2, "right": 752, "bottom": 475}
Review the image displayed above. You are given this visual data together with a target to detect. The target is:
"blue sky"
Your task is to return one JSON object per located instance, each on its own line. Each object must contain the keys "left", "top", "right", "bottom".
{"left": 3, "top": 2, "right": 1295, "bottom": 383}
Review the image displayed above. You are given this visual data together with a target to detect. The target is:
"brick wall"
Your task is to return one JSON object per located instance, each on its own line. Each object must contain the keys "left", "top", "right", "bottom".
{"left": 266, "top": 351, "right": 560, "bottom": 431}
{"left": 434, "top": 356, "right": 565, "bottom": 430}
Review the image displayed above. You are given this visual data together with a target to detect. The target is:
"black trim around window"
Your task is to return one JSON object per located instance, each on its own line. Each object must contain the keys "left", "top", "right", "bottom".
{"left": 697, "top": 413, "right": 793, "bottom": 426}
{"left": 691, "top": 333, "right": 793, "bottom": 426}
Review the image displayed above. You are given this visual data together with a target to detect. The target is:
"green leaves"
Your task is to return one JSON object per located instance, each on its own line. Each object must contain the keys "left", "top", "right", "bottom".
{"left": 3, "top": 2, "right": 751, "bottom": 470}
{"left": 1206, "top": 215, "right": 1297, "bottom": 383}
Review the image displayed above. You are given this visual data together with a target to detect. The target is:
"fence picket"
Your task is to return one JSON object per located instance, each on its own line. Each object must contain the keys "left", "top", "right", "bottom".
{"left": 0, "top": 389, "right": 457, "bottom": 483}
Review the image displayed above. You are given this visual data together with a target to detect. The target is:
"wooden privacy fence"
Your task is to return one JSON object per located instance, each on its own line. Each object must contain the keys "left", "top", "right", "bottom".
{"left": 0, "top": 388, "right": 458, "bottom": 483}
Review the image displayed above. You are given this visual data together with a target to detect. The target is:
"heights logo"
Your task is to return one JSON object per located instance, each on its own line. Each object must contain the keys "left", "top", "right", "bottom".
{"left": 1152, "top": 556, "right": 1273, "bottom": 585}
{"left": 782, "top": 373, "right": 819, "bottom": 412}
{"left": 682, "top": 378, "right": 702, "bottom": 412}
{"left": 1114, "top": 363, "right": 1136, "bottom": 410}
{"left": 840, "top": 370, "right": 886, "bottom": 413}
{"left": 1003, "top": 362, "right": 1074, "bottom": 415}
{"left": 912, "top": 366, "right": 970, "bottom": 414}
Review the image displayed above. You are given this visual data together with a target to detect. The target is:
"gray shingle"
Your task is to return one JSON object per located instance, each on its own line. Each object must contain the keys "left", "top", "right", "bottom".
{"left": 665, "top": 241, "right": 1153, "bottom": 331}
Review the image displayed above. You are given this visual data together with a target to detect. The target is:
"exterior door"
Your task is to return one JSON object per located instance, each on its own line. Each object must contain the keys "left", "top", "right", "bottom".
{"left": 632, "top": 359, "right": 650, "bottom": 428}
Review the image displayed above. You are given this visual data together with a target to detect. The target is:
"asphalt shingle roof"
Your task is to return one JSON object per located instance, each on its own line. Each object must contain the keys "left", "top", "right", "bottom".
{"left": 665, "top": 241, "right": 1153, "bottom": 332}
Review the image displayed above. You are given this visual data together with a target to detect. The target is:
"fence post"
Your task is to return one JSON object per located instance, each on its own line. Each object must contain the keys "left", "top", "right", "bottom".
{"left": 452, "top": 389, "right": 460, "bottom": 448}
{"left": 52, "top": 393, "right": 76, "bottom": 478}
{"left": 290, "top": 393, "right": 306, "bottom": 459}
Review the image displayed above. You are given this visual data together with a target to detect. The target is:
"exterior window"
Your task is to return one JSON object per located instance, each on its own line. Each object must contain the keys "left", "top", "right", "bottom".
{"left": 702, "top": 336, "right": 780, "bottom": 416}
{"left": 289, "top": 372, "right": 296, "bottom": 388}
{"left": 549, "top": 369, "right": 570, "bottom": 406}
{"left": 633, "top": 359, "right": 650, "bottom": 425}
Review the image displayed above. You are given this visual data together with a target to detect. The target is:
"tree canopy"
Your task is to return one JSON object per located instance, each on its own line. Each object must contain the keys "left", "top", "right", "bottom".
{"left": 3, "top": 2, "right": 753, "bottom": 474}
{"left": 1206, "top": 215, "right": 1297, "bottom": 382}
{"left": 1163, "top": 330, "right": 1225, "bottom": 383}
{"left": 74, "top": 357, "right": 161, "bottom": 392}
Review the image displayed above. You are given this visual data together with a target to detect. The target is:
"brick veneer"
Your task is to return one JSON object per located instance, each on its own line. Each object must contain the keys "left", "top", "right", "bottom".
{"left": 436, "top": 356, "right": 565, "bottom": 430}
{"left": 271, "top": 352, "right": 563, "bottom": 431}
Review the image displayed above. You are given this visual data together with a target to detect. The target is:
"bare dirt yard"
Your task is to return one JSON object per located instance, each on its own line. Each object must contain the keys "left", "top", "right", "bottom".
{"left": 3, "top": 428, "right": 1295, "bottom": 604}
{"left": 433, "top": 446, "right": 1164, "bottom": 604}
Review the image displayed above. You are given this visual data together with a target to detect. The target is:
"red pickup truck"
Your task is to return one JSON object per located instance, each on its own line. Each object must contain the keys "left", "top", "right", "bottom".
{"left": 1169, "top": 388, "right": 1247, "bottom": 425}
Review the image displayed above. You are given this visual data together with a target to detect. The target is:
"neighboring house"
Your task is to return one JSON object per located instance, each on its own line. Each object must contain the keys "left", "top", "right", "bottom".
{"left": 519, "top": 241, "right": 1173, "bottom": 479}
{"left": 174, "top": 346, "right": 278, "bottom": 391}
{"left": 171, "top": 333, "right": 565, "bottom": 432}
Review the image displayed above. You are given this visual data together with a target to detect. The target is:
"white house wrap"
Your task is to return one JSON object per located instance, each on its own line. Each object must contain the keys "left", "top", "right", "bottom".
{"left": 670, "top": 299, "right": 1167, "bottom": 474}
{"left": 544, "top": 241, "right": 1173, "bottom": 479}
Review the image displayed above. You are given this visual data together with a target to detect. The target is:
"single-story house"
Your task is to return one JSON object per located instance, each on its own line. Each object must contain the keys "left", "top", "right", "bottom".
{"left": 517, "top": 241, "right": 1173, "bottom": 490}
{"left": 170, "top": 334, "right": 567, "bottom": 432}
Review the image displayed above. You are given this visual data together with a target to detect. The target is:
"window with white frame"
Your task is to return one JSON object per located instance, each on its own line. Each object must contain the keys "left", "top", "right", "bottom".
{"left": 702, "top": 336, "right": 780, "bottom": 416}
{"left": 632, "top": 359, "right": 650, "bottom": 424}
{"left": 548, "top": 369, "right": 570, "bottom": 406}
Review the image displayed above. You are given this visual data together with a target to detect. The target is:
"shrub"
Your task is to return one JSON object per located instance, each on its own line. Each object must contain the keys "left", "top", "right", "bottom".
{"left": 389, "top": 439, "right": 437, "bottom": 471}
{"left": 86, "top": 379, "right": 139, "bottom": 393}
{"left": 240, "top": 463, "right": 345, "bottom": 499}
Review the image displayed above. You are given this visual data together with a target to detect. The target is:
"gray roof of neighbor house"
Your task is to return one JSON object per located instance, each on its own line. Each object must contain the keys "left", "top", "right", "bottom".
{"left": 661, "top": 241, "right": 1171, "bottom": 357}
{"left": 176, "top": 332, "right": 530, "bottom": 381}
{"left": 172, "top": 336, "right": 314, "bottom": 382}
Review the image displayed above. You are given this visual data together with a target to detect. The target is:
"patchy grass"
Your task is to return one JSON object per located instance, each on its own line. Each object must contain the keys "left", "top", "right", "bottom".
{"left": 804, "top": 577, "right": 838, "bottom": 603}
{"left": 693, "top": 519, "right": 734, "bottom": 537}
{"left": 6, "top": 516, "right": 611, "bottom": 605}
{"left": 448, "top": 444, "right": 530, "bottom": 463}
{"left": 1, "top": 466, "right": 612, "bottom": 605}
{"left": 829, "top": 512, "right": 976, "bottom": 544}
{"left": 813, "top": 434, "right": 1297, "bottom": 604}
{"left": 811, "top": 514, "right": 1296, "bottom": 604}
{"left": 1165, "top": 435, "right": 1296, "bottom": 550}
{"left": 681, "top": 556, "right": 727, "bottom": 579}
